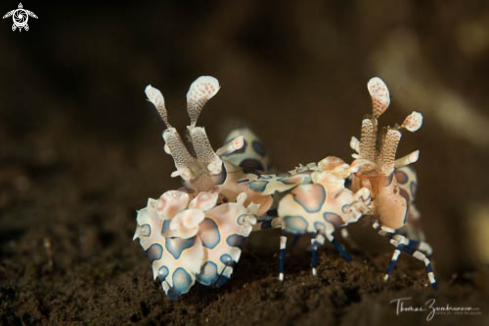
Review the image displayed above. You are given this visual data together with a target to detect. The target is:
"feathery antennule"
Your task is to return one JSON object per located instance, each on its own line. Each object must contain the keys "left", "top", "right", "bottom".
{"left": 188, "top": 126, "right": 223, "bottom": 175}
{"left": 359, "top": 119, "right": 378, "bottom": 161}
{"left": 379, "top": 129, "right": 401, "bottom": 175}
{"left": 163, "top": 129, "right": 199, "bottom": 181}
{"left": 367, "top": 77, "right": 390, "bottom": 119}
{"left": 145, "top": 85, "right": 171, "bottom": 128}
{"left": 400, "top": 111, "right": 423, "bottom": 132}
{"left": 186, "top": 76, "right": 220, "bottom": 127}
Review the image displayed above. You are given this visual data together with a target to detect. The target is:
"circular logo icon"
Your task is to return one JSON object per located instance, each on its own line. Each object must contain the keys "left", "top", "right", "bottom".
{"left": 3, "top": 3, "right": 38, "bottom": 32}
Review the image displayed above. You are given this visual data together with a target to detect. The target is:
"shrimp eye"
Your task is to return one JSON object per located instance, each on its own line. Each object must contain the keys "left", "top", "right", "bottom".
{"left": 211, "top": 163, "right": 227, "bottom": 185}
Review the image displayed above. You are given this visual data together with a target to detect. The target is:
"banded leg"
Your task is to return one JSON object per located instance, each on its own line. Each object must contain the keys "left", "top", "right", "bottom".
{"left": 384, "top": 239, "right": 433, "bottom": 281}
{"left": 410, "top": 239, "right": 433, "bottom": 258}
{"left": 373, "top": 222, "right": 434, "bottom": 277}
{"left": 325, "top": 233, "right": 352, "bottom": 262}
{"left": 380, "top": 223, "right": 433, "bottom": 258}
{"left": 392, "top": 234, "right": 438, "bottom": 290}
{"left": 279, "top": 230, "right": 287, "bottom": 281}
{"left": 397, "top": 238, "right": 433, "bottom": 258}
{"left": 384, "top": 248, "right": 401, "bottom": 281}
{"left": 311, "top": 233, "right": 318, "bottom": 276}
{"left": 374, "top": 223, "right": 438, "bottom": 290}
{"left": 373, "top": 222, "right": 402, "bottom": 281}
{"left": 415, "top": 251, "right": 437, "bottom": 290}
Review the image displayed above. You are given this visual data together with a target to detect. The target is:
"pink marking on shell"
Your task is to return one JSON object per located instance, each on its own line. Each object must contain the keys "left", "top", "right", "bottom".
{"left": 318, "top": 156, "right": 345, "bottom": 172}
{"left": 323, "top": 212, "right": 345, "bottom": 228}
{"left": 170, "top": 208, "right": 205, "bottom": 238}
{"left": 282, "top": 175, "right": 302, "bottom": 184}
{"left": 157, "top": 190, "right": 190, "bottom": 219}
{"left": 189, "top": 191, "right": 219, "bottom": 211}
{"left": 291, "top": 184, "right": 325, "bottom": 213}
{"left": 181, "top": 209, "right": 205, "bottom": 229}
{"left": 313, "top": 171, "right": 338, "bottom": 186}
{"left": 394, "top": 170, "right": 409, "bottom": 184}
{"left": 244, "top": 190, "right": 273, "bottom": 216}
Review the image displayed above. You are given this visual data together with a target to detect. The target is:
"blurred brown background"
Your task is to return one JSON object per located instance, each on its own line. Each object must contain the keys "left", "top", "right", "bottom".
{"left": 1, "top": 0, "right": 488, "bottom": 325}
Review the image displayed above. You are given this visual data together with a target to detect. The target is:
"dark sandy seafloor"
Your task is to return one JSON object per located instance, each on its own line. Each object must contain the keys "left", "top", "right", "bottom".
{"left": 0, "top": 122, "right": 487, "bottom": 326}
{"left": 1, "top": 1, "right": 489, "bottom": 325}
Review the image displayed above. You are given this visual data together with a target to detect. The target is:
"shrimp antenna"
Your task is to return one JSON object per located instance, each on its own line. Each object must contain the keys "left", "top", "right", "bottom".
{"left": 186, "top": 76, "right": 220, "bottom": 127}
{"left": 145, "top": 84, "right": 199, "bottom": 181}
{"left": 186, "top": 76, "right": 223, "bottom": 175}
{"left": 145, "top": 85, "right": 171, "bottom": 128}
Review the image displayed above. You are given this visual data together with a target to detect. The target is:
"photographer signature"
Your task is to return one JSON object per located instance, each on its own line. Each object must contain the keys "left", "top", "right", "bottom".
{"left": 390, "top": 297, "right": 481, "bottom": 321}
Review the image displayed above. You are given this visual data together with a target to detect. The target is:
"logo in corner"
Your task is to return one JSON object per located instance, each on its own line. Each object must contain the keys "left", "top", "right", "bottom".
{"left": 3, "top": 3, "right": 38, "bottom": 32}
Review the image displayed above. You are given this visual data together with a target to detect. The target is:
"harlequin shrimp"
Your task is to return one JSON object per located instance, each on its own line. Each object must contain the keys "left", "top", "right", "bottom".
{"left": 133, "top": 76, "right": 273, "bottom": 299}
{"left": 349, "top": 77, "right": 437, "bottom": 289}
{"left": 246, "top": 77, "right": 436, "bottom": 289}
{"left": 247, "top": 158, "right": 372, "bottom": 280}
